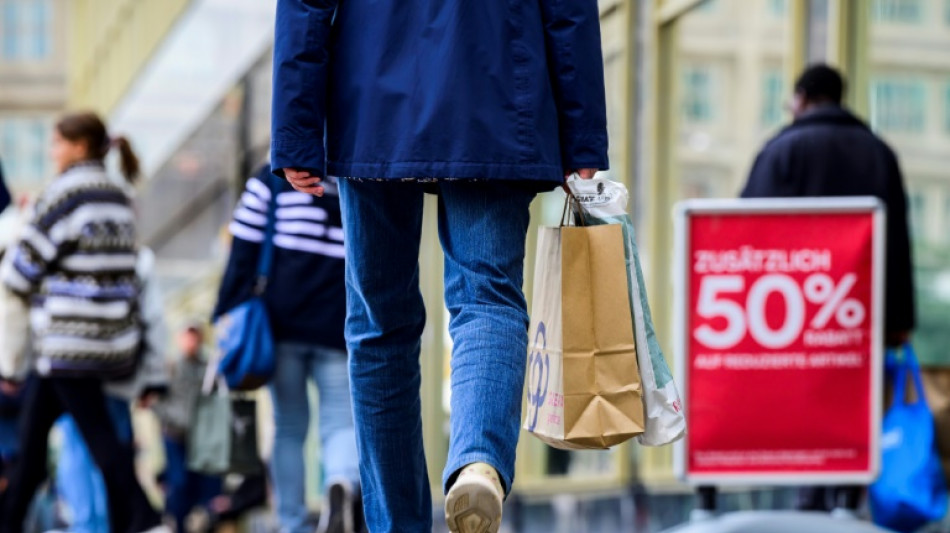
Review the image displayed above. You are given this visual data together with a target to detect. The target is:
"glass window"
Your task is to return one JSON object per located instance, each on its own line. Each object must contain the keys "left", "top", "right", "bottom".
{"left": 0, "top": 117, "right": 52, "bottom": 189}
{"left": 682, "top": 67, "right": 715, "bottom": 123}
{"left": 761, "top": 70, "right": 786, "bottom": 128}
{"left": 870, "top": 11, "right": 950, "bottom": 367}
{"left": 0, "top": 0, "right": 52, "bottom": 60}
{"left": 769, "top": 0, "right": 788, "bottom": 17}
{"left": 870, "top": 79, "right": 926, "bottom": 133}
{"left": 673, "top": 0, "right": 791, "bottom": 200}
{"left": 873, "top": 0, "right": 923, "bottom": 23}
{"left": 1, "top": 2, "right": 17, "bottom": 59}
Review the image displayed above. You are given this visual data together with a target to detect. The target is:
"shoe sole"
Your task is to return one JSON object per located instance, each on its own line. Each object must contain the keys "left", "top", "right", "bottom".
{"left": 445, "top": 476, "right": 502, "bottom": 533}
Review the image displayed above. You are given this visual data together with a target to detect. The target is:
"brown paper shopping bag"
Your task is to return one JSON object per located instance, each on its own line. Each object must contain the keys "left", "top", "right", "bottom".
{"left": 524, "top": 218, "right": 645, "bottom": 449}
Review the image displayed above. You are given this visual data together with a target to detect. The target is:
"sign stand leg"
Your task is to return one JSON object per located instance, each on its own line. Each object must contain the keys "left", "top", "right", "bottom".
{"left": 690, "top": 485, "right": 718, "bottom": 522}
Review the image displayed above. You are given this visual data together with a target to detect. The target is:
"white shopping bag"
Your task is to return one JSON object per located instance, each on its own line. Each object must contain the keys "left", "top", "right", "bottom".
{"left": 568, "top": 177, "right": 686, "bottom": 446}
{"left": 0, "top": 249, "right": 32, "bottom": 381}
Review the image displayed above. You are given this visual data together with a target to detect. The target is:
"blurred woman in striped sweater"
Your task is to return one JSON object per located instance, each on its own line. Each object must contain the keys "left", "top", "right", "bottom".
{"left": 0, "top": 112, "right": 165, "bottom": 533}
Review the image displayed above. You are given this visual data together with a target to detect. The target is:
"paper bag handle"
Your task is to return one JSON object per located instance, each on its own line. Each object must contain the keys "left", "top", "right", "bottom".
{"left": 560, "top": 189, "right": 588, "bottom": 228}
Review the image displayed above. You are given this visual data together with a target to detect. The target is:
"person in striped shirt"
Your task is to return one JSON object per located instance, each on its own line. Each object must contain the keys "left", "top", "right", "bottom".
{"left": 214, "top": 165, "right": 360, "bottom": 533}
{"left": 0, "top": 112, "right": 165, "bottom": 533}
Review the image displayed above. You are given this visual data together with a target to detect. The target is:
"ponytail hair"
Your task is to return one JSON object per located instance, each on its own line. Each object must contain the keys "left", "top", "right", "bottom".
{"left": 55, "top": 112, "right": 140, "bottom": 184}
{"left": 112, "top": 136, "right": 140, "bottom": 184}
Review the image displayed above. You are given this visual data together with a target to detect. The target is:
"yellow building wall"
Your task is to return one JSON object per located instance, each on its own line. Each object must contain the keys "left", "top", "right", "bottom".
{"left": 67, "top": 0, "right": 192, "bottom": 113}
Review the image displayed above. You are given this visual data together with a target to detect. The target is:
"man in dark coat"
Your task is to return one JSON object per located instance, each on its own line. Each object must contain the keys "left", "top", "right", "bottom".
{"left": 742, "top": 64, "right": 915, "bottom": 512}
{"left": 742, "top": 64, "right": 914, "bottom": 346}
{"left": 271, "top": 0, "right": 609, "bottom": 531}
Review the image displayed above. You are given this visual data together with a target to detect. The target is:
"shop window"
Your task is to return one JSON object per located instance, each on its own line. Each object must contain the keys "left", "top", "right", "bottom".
{"left": 682, "top": 67, "right": 715, "bottom": 124}
{"left": 870, "top": 79, "right": 926, "bottom": 133}
{"left": 0, "top": 0, "right": 51, "bottom": 60}
{"left": 873, "top": 0, "right": 923, "bottom": 23}
{"left": 760, "top": 70, "right": 786, "bottom": 128}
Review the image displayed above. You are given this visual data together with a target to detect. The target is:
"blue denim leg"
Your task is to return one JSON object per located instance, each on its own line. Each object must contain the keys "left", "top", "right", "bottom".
{"left": 339, "top": 178, "right": 430, "bottom": 533}
{"left": 311, "top": 346, "right": 360, "bottom": 490}
{"left": 269, "top": 342, "right": 313, "bottom": 533}
{"left": 56, "top": 397, "right": 131, "bottom": 533}
{"left": 438, "top": 181, "right": 535, "bottom": 495}
{"left": 162, "top": 436, "right": 190, "bottom": 533}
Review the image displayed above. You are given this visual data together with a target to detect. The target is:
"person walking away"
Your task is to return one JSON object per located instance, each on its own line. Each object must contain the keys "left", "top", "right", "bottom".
{"left": 0, "top": 112, "right": 165, "bottom": 533}
{"left": 742, "top": 64, "right": 915, "bottom": 511}
{"left": 55, "top": 246, "right": 170, "bottom": 533}
{"left": 213, "top": 164, "right": 361, "bottom": 533}
{"left": 271, "top": 0, "right": 609, "bottom": 530}
{"left": 152, "top": 324, "right": 222, "bottom": 532}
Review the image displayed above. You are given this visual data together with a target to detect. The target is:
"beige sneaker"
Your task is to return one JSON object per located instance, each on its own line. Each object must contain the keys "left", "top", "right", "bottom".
{"left": 445, "top": 462, "right": 504, "bottom": 533}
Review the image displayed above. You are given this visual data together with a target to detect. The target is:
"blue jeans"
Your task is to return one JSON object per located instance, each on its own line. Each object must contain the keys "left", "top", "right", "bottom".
{"left": 162, "top": 437, "right": 222, "bottom": 533}
{"left": 270, "top": 342, "right": 360, "bottom": 533}
{"left": 56, "top": 396, "right": 132, "bottom": 533}
{"left": 339, "top": 179, "right": 535, "bottom": 532}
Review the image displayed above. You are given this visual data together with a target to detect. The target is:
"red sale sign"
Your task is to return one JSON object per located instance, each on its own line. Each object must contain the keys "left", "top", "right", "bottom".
{"left": 674, "top": 198, "right": 884, "bottom": 485}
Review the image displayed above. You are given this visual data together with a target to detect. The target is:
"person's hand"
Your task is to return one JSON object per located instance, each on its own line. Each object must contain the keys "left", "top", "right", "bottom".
{"left": 137, "top": 391, "right": 160, "bottom": 409}
{"left": 566, "top": 169, "right": 598, "bottom": 180}
{"left": 210, "top": 495, "right": 233, "bottom": 514}
{"left": 561, "top": 168, "right": 598, "bottom": 194}
{"left": 284, "top": 168, "right": 325, "bottom": 197}
{"left": 0, "top": 380, "right": 21, "bottom": 397}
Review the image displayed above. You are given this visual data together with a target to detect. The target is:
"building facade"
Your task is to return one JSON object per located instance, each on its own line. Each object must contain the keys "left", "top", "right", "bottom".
{"left": 0, "top": 0, "right": 66, "bottom": 198}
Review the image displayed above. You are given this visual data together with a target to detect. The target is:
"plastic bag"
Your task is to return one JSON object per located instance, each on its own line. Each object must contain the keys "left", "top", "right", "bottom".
{"left": 870, "top": 344, "right": 948, "bottom": 532}
{"left": 568, "top": 177, "right": 686, "bottom": 446}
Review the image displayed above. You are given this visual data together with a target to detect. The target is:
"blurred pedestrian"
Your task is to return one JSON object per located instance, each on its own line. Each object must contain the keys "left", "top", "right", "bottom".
{"left": 0, "top": 159, "right": 10, "bottom": 214}
{"left": 55, "top": 246, "right": 170, "bottom": 533}
{"left": 213, "top": 164, "right": 360, "bottom": 533}
{"left": 203, "top": 459, "right": 269, "bottom": 533}
{"left": 271, "top": 0, "right": 609, "bottom": 530}
{"left": 152, "top": 324, "right": 222, "bottom": 532}
{"left": 743, "top": 64, "right": 915, "bottom": 511}
{"left": 0, "top": 112, "right": 165, "bottom": 533}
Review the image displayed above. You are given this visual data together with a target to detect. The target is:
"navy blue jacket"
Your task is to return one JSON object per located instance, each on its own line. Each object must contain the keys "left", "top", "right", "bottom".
{"left": 271, "top": 0, "right": 609, "bottom": 186}
{"left": 742, "top": 105, "right": 915, "bottom": 335}
{"left": 213, "top": 166, "right": 346, "bottom": 350}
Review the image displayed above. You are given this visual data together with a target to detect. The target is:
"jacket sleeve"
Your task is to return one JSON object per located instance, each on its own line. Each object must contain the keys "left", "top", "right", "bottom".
{"left": 883, "top": 150, "right": 915, "bottom": 334}
{"left": 212, "top": 176, "right": 269, "bottom": 320}
{"left": 2, "top": 200, "right": 57, "bottom": 297}
{"left": 539, "top": 0, "right": 609, "bottom": 171}
{"left": 270, "top": 0, "right": 339, "bottom": 177}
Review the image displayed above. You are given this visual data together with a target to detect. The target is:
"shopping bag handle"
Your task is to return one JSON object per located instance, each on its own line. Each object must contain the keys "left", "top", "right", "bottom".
{"left": 893, "top": 343, "right": 926, "bottom": 407}
{"left": 560, "top": 189, "right": 588, "bottom": 227}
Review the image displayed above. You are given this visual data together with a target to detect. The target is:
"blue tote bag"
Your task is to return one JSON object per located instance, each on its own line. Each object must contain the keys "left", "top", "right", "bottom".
{"left": 870, "top": 344, "right": 948, "bottom": 532}
{"left": 214, "top": 176, "right": 280, "bottom": 391}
